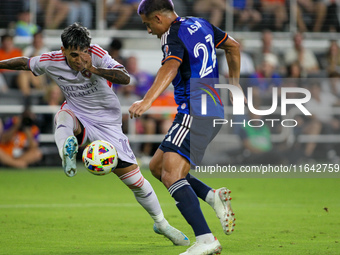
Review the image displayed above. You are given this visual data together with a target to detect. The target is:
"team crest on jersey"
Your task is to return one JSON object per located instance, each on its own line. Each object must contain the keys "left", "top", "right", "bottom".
{"left": 81, "top": 69, "right": 92, "bottom": 78}
{"left": 163, "top": 45, "right": 171, "bottom": 58}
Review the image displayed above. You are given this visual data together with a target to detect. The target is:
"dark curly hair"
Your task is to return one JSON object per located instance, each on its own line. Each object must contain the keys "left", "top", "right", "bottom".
{"left": 61, "top": 23, "right": 91, "bottom": 50}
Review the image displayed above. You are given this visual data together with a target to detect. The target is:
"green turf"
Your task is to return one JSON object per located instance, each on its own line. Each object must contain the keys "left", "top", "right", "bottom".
{"left": 0, "top": 166, "right": 339, "bottom": 255}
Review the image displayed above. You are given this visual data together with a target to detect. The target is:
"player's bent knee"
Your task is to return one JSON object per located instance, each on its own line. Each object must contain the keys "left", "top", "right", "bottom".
{"left": 160, "top": 171, "right": 182, "bottom": 189}
{"left": 55, "top": 109, "right": 80, "bottom": 134}
{"left": 55, "top": 109, "right": 76, "bottom": 121}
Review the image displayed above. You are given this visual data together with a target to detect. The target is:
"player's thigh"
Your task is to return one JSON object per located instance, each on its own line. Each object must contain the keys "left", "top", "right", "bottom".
{"left": 149, "top": 148, "right": 164, "bottom": 180}
{"left": 113, "top": 163, "right": 139, "bottom": 177}
{"left": 161, "top": 152, "right": 190, "bottom": 189}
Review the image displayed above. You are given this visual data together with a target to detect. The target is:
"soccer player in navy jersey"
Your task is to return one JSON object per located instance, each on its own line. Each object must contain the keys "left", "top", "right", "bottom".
{"left": 129, "top": 0, "right": 245, "bottom": 254}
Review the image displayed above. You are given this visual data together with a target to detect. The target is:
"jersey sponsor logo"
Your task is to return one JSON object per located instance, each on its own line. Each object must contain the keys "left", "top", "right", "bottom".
{"left": 187, "top": 20, "right": 202, "bottom": 35}
{"left": 59, "top": 80, "right": 99, "bottom": 97}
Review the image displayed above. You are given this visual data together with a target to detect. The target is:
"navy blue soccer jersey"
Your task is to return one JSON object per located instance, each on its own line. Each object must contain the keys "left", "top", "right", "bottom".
{"left": 161, "top": 16, "right": 228, "bottom": 117}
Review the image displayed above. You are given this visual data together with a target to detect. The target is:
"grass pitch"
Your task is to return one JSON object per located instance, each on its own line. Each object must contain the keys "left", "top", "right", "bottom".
{"left": 0, "top": 166, "right": 339, "bottom": 255}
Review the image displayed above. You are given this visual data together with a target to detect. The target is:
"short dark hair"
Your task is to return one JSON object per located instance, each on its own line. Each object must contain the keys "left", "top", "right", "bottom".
{"left": 110, "top": 38, "right": 123, "bottom": 51}
{"left": 137, "top": 0, "right": 174, "bottom": 17}
{"left": 1, "top": 33, "right": 13, "bottom": 43}
{"left": 33, "top": 28, "right": 43, "bottom": 38}
{"left": 61, "top": 23, "right": 91, "bottom": 50}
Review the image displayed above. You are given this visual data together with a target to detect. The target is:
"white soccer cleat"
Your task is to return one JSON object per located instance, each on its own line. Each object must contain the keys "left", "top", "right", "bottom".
{"left": 62, "top": 135, "right": 78, "bottom": 177}
{"left": 153, "top": 223, "right": 190, "bottom": 246}
{"left": 179, "top": 237, "right": 222, "bottom": 255}
{"left": 213, "top": 187, "right": 235, "bottom": 235}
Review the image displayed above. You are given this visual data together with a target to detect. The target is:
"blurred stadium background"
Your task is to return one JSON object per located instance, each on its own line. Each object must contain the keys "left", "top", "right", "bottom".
{"left": 0, "top": 0, "right": 340, "bottom": 167}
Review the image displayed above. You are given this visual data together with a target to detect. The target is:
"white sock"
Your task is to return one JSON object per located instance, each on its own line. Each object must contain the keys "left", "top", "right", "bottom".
{"left": 54, "top": 110, "right": 78, "bottom": 158}
{"left": 153, "top": 214, "right": 169, "bottom": 231}
{"left": 205, "top": 189, "right": 215, "bottom": 208}
{"left": 119, "top": 167, "right": 164, "bottom": 225}
{"left": 196, "top": 233, "right": 215, "bottom": 244}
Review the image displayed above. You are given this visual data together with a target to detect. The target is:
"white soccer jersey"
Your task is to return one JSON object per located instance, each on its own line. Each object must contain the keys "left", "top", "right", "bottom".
{"left": 29, "top": 44, "right": 124, "bottom": 125}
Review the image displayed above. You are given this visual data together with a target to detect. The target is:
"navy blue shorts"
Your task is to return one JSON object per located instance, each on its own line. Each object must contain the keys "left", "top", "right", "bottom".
{"left": 159, "top": 113, "right": 221, "bottom": 168}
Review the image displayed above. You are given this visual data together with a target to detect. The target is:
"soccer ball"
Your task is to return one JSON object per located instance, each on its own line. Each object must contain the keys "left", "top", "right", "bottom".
{"left": 82, "top": 140, "right": 118, "bottom": 175}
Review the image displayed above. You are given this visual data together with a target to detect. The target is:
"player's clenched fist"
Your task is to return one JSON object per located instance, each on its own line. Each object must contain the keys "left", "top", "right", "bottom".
{"left": 79, "top": 52, "right": 93, "bottom": 70}
{"left": 129, "top": 99, "right": 152, "bottom": 119}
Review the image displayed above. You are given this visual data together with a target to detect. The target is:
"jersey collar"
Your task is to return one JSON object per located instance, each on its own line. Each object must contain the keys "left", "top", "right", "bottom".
{"left": 171, "top": 16, "right": 182, "bottom": 25}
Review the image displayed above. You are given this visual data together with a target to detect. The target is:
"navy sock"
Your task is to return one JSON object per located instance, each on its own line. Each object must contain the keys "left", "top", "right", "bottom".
{"left": 168, "top": 178, "right": 211, "bottom": 236}
{"left": 185, "top": 173, "right": 212, "bottom": 201}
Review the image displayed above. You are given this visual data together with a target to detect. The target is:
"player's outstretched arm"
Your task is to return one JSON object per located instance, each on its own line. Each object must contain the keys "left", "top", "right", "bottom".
{"left": 0, "top": 57, "right": 30, "bottom": 71}
{"left": 129, "top": 59, "right": 180, "bottom": 119}
{"left": 89, "top": 67, "right": 130, "bottom": 85}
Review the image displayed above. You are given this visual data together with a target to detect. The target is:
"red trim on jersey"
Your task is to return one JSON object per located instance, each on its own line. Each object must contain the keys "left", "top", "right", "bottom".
{"left": 89, "top": 46, "right": 105, "bottom": 58}
{"left": 40, "top": 56, "right": 64, "bottom": 60}
{"left": 89, "top": 49, "right": 103, "bottom": 58}
{"left": 41, "top": 53, "right": 63, "bottom": 58}
{"left": 113, "top": 64, "right": 124, "bottom": 69}
{"left": 40, "top": 59, "right": 65, "bottom": 62}
{"left": 91, "top": 45, "right": 106, "bottom": 55}
{"left": 107, "top": 80, "right": 113, "bottom": 88}
{"left": 40, "top": 53, "right": 65, "bottom": 62}
{"left": 60, "top": 101, "right": 67, "bottom": 109}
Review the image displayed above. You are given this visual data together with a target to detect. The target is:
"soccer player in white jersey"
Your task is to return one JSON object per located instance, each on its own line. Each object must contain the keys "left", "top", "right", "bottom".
{"left": 0, "top": 23, "right": 190, "bottom": 247}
